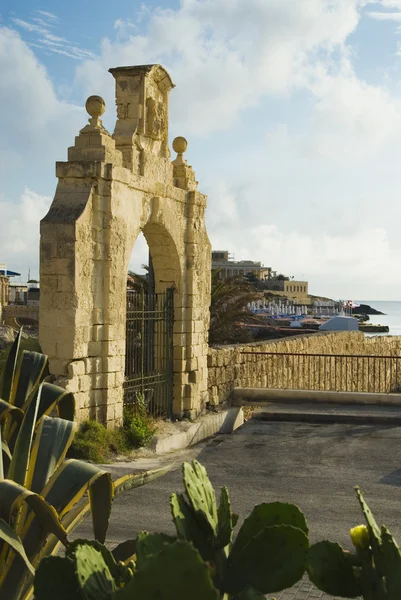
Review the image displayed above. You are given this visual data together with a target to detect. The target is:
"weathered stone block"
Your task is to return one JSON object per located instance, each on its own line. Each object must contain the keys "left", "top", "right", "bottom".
{"left": 68, "top": 360, "right": 86, "bottom": 378}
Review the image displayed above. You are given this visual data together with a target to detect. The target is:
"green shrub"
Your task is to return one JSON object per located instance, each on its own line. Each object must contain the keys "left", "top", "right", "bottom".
{"left": 69, "top": 420, "right": 130, "bottom": 463}
{"left": 123, "top": 405, "right": 156, "bottom": 448}
{"left": 69, "top": 407, "right": 156, "bottom": 463}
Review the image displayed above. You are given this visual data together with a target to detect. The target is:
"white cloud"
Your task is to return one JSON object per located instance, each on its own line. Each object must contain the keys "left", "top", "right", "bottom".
{"left": 11, "top": 11, "right": 95, "bottom": 60}
{"left": 367, "top": 10, "right": 401, "bottom": 19}
{"left": 75, "top": 0, "right": 362, "bottom": 135}
{"left": 0, "top": 189, "right": 51, "bottom": 277}
{"left": 0, "top": 27, "right": 83, "bottom": 164}
{"left": 0, "top": 27, "right": 84, "bottom": 275}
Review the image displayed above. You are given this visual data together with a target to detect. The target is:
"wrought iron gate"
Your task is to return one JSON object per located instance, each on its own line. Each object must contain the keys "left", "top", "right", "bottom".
{"left": 124, "top": 288, "right": 174, "bottom": 417}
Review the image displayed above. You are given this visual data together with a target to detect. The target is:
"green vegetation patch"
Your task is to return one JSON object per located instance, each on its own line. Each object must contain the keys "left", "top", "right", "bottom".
{"left": 68, "top": 405, "right": 156, "bottom": 463}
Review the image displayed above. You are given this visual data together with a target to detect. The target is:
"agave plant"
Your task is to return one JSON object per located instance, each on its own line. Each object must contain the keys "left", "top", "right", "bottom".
{"left": 0, "top": 330, "right": 168, "bottom": 600}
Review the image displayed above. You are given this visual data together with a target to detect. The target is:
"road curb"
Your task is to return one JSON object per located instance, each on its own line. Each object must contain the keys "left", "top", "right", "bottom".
{"left": 253, "top": 409, "right": 401, "bottom": 426}
{"left": 151, "top": 407, "right": 244, "bottom": 454}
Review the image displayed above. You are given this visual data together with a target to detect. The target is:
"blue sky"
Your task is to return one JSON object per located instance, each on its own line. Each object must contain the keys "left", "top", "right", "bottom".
{"left": 2, "top": 0, "right": 401, "bottom": 299}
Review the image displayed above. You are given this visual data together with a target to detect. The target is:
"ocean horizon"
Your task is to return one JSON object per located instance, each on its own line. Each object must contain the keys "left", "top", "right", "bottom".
{"left": 356, "top": 301, "right": 401, "bottom": 336}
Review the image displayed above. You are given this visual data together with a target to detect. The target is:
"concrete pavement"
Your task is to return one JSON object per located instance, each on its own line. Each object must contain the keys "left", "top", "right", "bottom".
{"left": 76, "top": 419, "right": 401, "bottom": 598}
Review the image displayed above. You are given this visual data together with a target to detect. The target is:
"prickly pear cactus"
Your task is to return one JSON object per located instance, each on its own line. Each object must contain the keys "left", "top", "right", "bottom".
{"left": 307, "top": 540, "right": 361, "bottom": 598}
{"left": 380, "top": 526, "right": 401, "bottom": 600}
{"left": 74, "top": 544, "right": 116, "bottom": 600}
{"left": 117, "top": 540, "right": 220, "bottom": 600}
{"left": 170, "top": 491, "right": 214, "bottom": 561}
{"left": 230, "top": 502, "right": 308, "bottom": 563}
{"left": 182, "top": 460, "right": 218, "bottom": 534}
{"left": 216, "top": 486, "right": 234, "bottom": 549}
{"left": 135, "top": 531, "right": 176, "bottom": 570}
{"left": 233, "top": 587, "right": 269, "bottom": 599}
{"left": 226, "top": 524, "right": 309, "bottom": 594}
{"left": 34, "top": 555, "right": 81, "bottom": 600}
{"left": 355, "top": 487, "right": 385, "bottom": 576}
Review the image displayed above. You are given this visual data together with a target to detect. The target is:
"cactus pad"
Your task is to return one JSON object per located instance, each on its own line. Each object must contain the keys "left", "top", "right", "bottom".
{"left": 232, "top": 586, "right": 267, "bottom": 599}
{"left": 75, "top": 543, "right": 116, "bottom": 599}
{"left": 307, "top": 540, "right": 361, "bottom": 598}
{"left": 118, "top": 540, "right": 220, "bottom": 600}
{"left": 34, "top": 555, "right": 80, "bottom": 600}
{"left": 231, "top": 502, "right": 308, "bottom": 562}
{"left": 136, "top": 531, "right": 176, "bottom": 570}
{"left": 355, "top": 487, "right": 385, "bottom": 575}
{"left": 182, "top": 460, "right": 218, "bottom": 534}
{"left": 170, "top": 491, "right": 214, "bottom": 560}
{"left": 381, "top": 526, "right": 401, "bottom": 600}
{"left": 226, "top": 524, "right": 309, "bottom": 594}
{"left": 216, "top": 486, "right": 234, "bottom": 549}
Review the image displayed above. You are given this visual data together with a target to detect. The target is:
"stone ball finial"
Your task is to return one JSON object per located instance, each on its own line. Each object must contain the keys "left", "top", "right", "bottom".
{"left": 85, "top": 95, "right": 106, "bottom": 119}
{"left": 172, "top": 136, "right": 188, "bottom": 155}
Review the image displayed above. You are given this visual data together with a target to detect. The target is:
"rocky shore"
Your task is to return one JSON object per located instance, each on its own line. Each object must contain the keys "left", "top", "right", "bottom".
{"left": 352, "top": 303, "right": 385, "bottom": 316}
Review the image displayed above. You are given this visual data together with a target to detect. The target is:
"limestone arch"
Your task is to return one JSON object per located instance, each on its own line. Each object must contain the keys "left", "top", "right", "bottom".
{"left": 39, "top": 64, "right": 211, "bottom": 425}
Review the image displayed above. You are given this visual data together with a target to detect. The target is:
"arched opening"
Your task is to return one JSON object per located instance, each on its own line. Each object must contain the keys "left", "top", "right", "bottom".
{"left": 124, "top": 225, "right": 182, "bottom": 419}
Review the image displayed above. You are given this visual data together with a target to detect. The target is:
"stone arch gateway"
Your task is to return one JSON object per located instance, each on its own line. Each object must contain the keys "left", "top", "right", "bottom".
{"left": 39, "top": 64, "right": 211, "bottom": 426}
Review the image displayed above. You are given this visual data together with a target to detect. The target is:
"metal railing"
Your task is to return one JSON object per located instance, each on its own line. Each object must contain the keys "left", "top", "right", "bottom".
{"left": 124, "top": 289, "right": 174, "bottom": 418}
{"left": 241, "top": 352, "right": 401, "bottom": 394}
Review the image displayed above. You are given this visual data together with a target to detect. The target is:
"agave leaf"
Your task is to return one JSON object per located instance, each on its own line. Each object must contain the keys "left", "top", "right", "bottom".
{"left": 0, "top": 518, "right": 34, "bottom": 575}
{"left": 1, "top": 440, "right": 11, "bottom": 481}
{"left": 7, "top": 385, "right": 42, "bottom": 486}
{"left": 0, "top": 426, "right": 3, "bottom": 481}
{"left": 10, "top": 351, "right": 47, "bottom": 409}
{"left": 0, "top": 399, "right": 24, "bottom": 428}
{"left": 42, "top": 465, "right": 174, "bottom": 560}
{"left": 26, "top": 417, "right": 76, "bottom": 494}
{"left": 17, "top": 460, "right": 113, "bottom": 563}
{"left": 113, "top": 463, "right": 173, "bottom": 496}
{"left": 0, "top": 478, "right": 68, "bottom": 598}
{"left": 89, "top": 470, "right": 113, "bottom": 544}
{"left": 37, "top": 383, "right": 75, "bottom": 423}
{"left": 0, "top": 479, "right": 67, "bottom": 544}
{"left": 1, "top": 328, "right": 23, "bottom": 403}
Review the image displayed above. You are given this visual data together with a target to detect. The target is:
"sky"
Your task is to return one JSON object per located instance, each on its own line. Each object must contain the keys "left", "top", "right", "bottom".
{"left": 2, "top": 1, "right": 401, "bottom": 300}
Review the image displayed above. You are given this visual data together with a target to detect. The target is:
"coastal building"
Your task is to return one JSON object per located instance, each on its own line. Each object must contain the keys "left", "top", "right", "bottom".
{"left": 263, "top": 278, "right": 310, "bottom": 304}
{"left": 212, "top": 250, "right": 271, "bottom": 280}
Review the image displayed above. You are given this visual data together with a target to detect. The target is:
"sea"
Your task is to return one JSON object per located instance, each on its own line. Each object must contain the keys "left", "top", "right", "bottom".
{"left": 357, "top": 301, "right": 401, "bottom": 336}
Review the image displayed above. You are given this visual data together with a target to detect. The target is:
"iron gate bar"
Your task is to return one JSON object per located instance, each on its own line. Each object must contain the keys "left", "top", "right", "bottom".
{"left": 124, "top": 288, "right": 174, "bottom": 418}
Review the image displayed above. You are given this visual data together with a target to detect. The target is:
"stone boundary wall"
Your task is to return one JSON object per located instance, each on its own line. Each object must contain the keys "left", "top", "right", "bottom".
{"left": 208, "top": 332, "right": 401, "bottom": 405}
{"left": 2, "top": 305, "right": 39, "bottom": 326}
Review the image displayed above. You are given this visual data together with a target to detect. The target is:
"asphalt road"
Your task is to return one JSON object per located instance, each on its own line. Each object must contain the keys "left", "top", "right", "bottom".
{"left": 77, "top": 420, "right": 401, "bottom": 597}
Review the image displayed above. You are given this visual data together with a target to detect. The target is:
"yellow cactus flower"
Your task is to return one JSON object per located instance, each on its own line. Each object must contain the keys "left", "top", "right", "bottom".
{"left": 350, "top": 525, "right": 370, "bottom": 549}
